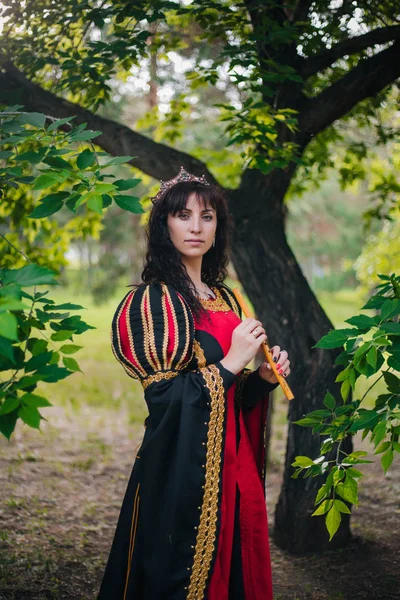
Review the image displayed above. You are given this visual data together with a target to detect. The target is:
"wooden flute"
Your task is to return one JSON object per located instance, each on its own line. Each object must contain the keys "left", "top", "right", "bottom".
{"left": 232, "top": 287, "right": 294, "bottom": 401}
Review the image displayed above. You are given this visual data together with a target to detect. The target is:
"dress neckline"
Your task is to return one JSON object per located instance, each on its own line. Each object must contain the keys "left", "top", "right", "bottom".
{"left": 198, "top": 287, "right": 231, "bottom": 312}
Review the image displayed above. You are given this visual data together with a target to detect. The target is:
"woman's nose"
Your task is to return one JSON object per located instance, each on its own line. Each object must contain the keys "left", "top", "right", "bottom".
{"left": 190, "top": 219, "right": 201, "bottom": 233}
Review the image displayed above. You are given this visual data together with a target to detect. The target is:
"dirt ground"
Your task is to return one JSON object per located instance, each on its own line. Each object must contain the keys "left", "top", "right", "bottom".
{"left": 0, "top": 405, "right": 399, "bottom": 600}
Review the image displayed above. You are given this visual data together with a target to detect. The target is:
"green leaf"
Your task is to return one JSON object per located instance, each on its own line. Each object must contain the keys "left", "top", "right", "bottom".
{"left": 383, "top": 371, "right": 400, "bottom": 394}
{"left": 70, "top": 130, "right": 101, "bottom": 142}
{"left": 381, "top": 322, "right": 400, "bottom": 335}
{"left": 325, "top": 505, "right": 342, "bottom": 541}
{"left": 45, "top": 302, "right": 84, "bottom": 310}
{"left": 372, "top": 421, "right": 387, "bottom": 447}
{"left": 312, "top": 500, "right": 332, "bottom": 516}
{"left": 314, "top": 329, "right": 357, "bottom": 349}
{"left": 59, "top": 344, "right": 83, "bottom": 354}
{"left": 14, "top": 150, "right": 45, "bottom": 163}
{"left": 20, "top": 393, "right": 52, "bottom": 408}
{"left": 333, "top": 499, "right": 351, "bottom": 514}
{"left": 346, "top": 467, "right": 363, "bottom": 478}
{"left": 24, "top": 351, "right": 53, "bottom": 373}
{"left": 293, "top": 417, "right": 320, "bottom": 426}
{"left": 114, "top": 195, "right": 144, "bottom": 213}
{"left": 0, "top": 312, "right": 18, "bottom": 340}
{"left": 0, "top": 410, "right": 18, "bottom": 440}
{"left": 336, "top": 476, "right": 358, "bottom": 505}
{"left": 87, "top": 194, "right": 103, "bottom": 214}
{"left": 292, "top": 456, "right": 314, "bottom": 468}
{"left": 366, "top": 346, "right": 377, "bottom": 369}
{"left": 380, "top": 299, "right": 400, "bottom": 321}
{"left": 340, "top": 379, "right": 351, "bottom": 402}
{"left": 315, "top": 484, "right": 329, "bottom": 504}
{"left": 47, "top": 116, "right": 75, "bottom": 131}
{"left": 375, "top": 441, "right": 390, "bottom": 454}
{"left": 30, "top": 339, "right": 48, "bottom": 356}
{"left": 20, "top": 112, "right": 46, "bottom": 128}
{"left": 381, "top": 448, "right": 393, "bottom": 474}
{"left": 62, "top": 356, "right": 81, "bottom": 372}
{"left": 114, "top": 178, "right": 141, "bottom": 191}
{"left": 335, "top": 367, "right": 350, "bottom": 383}
{"left": 32, "top": 173, "right": 60, "bottom": 191}
{"left": 36, "top": 365, "right": 71, "bottom": 382}
{"left": 323, "top": 391, "right": 336, "bottom": 410}
{"left": 0, "top": 298, "right": 29, "bottom": 312}
{"left": 1, "top": 264, "right": 57, "bottom": 286}
{"left": 0, "top": 336, "right": 14, "bottom": 361}
{"left": 18, "top": 405, "right": 42, "bottom": 429}
{"left": 102, "top": 156, "right": 133, "bottom": 167}
{"left": 93, "top": 183, "right": 115, "bottom": 194}
{"left": 76, "top": 149, "right": 96, "bottom": 169}
{"left": 50, "top": 330, "right": 74, "bottom": 341}
{"left": 29, "top": 196, "right": 64, "bottom": 218}
{"left": 43, "top": 155, "right": 72, "bottom": 170}
{"left": 0, "top": 396, "right": 20, "bottom": 415}
{"left": 345, "top": 315, "right": 379, "bottom": 330}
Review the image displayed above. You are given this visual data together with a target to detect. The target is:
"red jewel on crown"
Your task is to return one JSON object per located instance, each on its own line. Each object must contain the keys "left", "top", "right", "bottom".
{"left": 150, "top": 165, "right": 210, "bottom": 204}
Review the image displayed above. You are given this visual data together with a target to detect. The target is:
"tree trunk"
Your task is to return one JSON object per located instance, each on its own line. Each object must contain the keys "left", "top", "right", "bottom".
{"left": 229, "top": 169, "right": 352, "bottom": 553}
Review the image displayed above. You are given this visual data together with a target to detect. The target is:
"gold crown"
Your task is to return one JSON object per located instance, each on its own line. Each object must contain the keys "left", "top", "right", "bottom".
{"left": 150, "top": 166, "right": 210, "bottom": 204}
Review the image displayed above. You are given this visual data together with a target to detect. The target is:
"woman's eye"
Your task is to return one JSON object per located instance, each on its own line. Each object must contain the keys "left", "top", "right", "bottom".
{"left": 179, "top": 213, "right": 189, "bottom": 219}
{"left": 203, "top": 215, "right": 212, "bottom": 221}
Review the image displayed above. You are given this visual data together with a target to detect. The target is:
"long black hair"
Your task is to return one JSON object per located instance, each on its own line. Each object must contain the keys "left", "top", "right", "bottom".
{"left": 140, "top": 180, "right": 231, "bottom": 319}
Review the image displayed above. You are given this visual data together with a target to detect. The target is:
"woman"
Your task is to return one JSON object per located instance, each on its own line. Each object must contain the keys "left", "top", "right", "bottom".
{"left": 97, "top": 167, "right": 291, "bottom": 600}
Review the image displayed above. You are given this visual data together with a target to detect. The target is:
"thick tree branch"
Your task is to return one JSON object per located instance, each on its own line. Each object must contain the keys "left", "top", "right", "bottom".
{"left": 298, "top": 41, "right": 400, "bottom": 138}
{"left": 301, "top": 26, "right": 400, "bottom": 78}
{"left": 0, "top": 63, "right": 220, "bottom": 186}
{"left": 292, "top": 0, "right": 313, "bottom": 23}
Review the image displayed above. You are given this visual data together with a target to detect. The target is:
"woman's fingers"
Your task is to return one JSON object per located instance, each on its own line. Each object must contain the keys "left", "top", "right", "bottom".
{"left": 269, "top": 346, "right": 291, "bottom": 377}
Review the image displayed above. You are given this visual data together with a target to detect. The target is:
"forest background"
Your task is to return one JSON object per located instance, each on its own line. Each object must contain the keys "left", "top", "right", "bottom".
{"left": 0, "top": 1, "right": 399, "bottom": 598}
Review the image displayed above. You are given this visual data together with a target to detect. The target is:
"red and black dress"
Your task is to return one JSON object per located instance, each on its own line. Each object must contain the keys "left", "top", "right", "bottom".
{"left": 97, "top": 282, "right": 278, "bottom": 600}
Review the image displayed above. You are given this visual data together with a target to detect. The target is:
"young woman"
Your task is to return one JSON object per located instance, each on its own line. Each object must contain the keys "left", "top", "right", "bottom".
{"left": 97, "top": 168, "right": 291, "bottom": 600}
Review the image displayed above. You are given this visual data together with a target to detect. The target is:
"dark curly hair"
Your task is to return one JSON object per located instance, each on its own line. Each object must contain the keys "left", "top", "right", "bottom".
{"left": 140, "top": 180, "right": 231, "bottom": 319}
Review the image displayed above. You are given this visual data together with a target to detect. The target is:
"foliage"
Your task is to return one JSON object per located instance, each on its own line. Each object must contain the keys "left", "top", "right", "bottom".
{"left": 0, "top": 107, "right": 143, "bottom": 439}
{"left": 2, "top": 0, "right": 400, "bottom": 205}
{"left": 354, "top": 213, "right": 400, "bottom": 292}
{"left": 293, "top": 273, "right": 400, "bottom": 540}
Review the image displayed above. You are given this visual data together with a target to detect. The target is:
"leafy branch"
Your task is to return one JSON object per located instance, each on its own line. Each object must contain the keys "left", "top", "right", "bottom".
{"left": 293, "top": 273, "right": 400, "bottom": 540}
{"left": 0, "top": 106, "right": 144, "bottom": 439}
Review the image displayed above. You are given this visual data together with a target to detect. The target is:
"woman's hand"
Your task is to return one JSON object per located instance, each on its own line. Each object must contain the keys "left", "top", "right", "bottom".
{"left": 220, "top": 318, "right": 267, "bottom": 375}
{"left": 258, "top": 345, "right": 291, "bottom": 384}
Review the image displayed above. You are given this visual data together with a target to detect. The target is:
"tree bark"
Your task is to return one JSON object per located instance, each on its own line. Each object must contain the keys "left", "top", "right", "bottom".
{"left": 228, "top": 168, "right": 352, "bottom": 552}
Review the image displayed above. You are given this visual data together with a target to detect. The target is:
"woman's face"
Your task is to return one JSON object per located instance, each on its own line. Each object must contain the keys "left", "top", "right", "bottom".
{"left": 167, "top": 193, "right": 217, "bottom": 260}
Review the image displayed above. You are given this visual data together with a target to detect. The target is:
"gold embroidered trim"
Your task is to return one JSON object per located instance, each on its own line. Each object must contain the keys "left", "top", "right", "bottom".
{"left": 176, "top": 293, "right": 192, "bottom": 370}
{"left": 220, "top": 287, "right": 241, "bottom": 318}
{"left": 187, "top": 364, "right": 225, "bottom": 600}
{"left": 144, "top": 285, "right": 163, "bottom": 371}
{"left": 141, "top": 288, "right": 159, "bottom": 372}
{"left": 234, "top": 368, "right": 252, "bottom": 412}
{"left": 164, "top": 286, "right": 179, "bottom": 369}
{"left": 123, "top": 483, "right": 140, "bottom": 600}
{"left": 161, "top": 285, "right": 169, "bottom": 369}
{"left": 141, "top": 369, "right": 180, "bottom": 390}
{"left": 193, "top": 339, "right": 207, "bottom": 368}
{"left": 198, "top": 287, "right": 231, "bottom": 312}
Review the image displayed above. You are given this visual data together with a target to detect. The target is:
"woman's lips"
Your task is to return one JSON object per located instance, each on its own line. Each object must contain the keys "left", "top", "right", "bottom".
{"left": 185, "top": 240, "right": 204, "bottom": 244}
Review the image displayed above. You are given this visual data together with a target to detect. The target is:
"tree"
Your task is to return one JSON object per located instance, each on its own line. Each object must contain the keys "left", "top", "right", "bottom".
{"left": 1, "top": 0, "right": 400, "bottom": 552}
